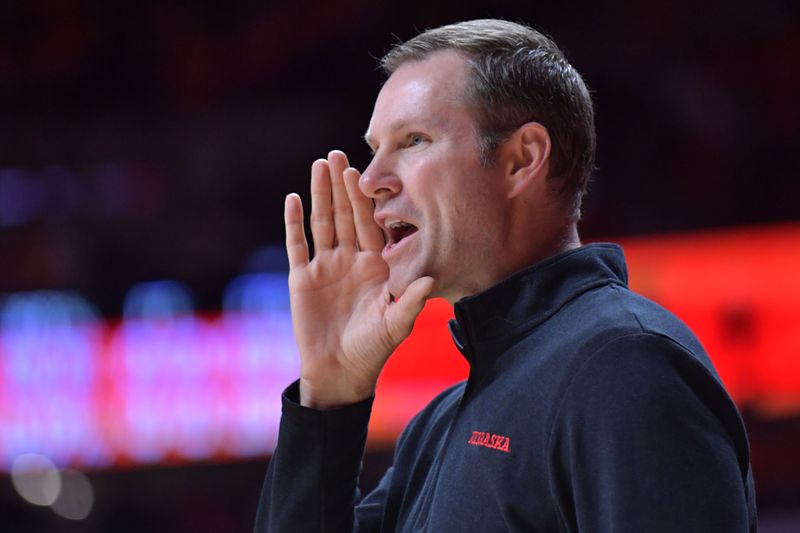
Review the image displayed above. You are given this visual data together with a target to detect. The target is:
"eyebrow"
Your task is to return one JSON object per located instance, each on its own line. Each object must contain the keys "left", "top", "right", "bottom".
{"left": 363, "top": 119, "right": 423, "bottom": 148}
{"left": 362, "top": 132, "right": 375, "bottom": 148}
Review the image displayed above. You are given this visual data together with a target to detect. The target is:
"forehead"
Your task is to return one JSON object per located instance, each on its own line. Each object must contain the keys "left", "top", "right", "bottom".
{"left": 365, "top": 50, "right": 473, "bottom": 142}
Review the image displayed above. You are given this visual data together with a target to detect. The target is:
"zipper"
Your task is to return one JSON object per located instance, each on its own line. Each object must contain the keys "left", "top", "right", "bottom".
{"left": 406, "top": 323, "right": 479, "bottom": 531}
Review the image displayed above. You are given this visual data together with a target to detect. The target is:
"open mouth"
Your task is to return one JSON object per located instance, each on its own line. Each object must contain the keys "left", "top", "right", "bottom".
{"left": 385, "top": 220, "right": 419, "bottom": 249}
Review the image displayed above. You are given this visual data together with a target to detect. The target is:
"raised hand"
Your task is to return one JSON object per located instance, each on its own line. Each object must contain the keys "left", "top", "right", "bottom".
{"left": 285, "top": 150, "right": 434, "bottom": 408}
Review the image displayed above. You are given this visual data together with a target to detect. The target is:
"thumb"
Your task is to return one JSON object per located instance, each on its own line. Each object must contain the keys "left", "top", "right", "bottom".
{"left": 385, "top": 276, "right": 435, "bottom": 342}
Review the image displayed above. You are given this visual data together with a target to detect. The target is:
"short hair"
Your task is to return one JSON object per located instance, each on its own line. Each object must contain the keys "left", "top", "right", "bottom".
{"left": 382, "top": 19, "right": 596, "bottom": 220}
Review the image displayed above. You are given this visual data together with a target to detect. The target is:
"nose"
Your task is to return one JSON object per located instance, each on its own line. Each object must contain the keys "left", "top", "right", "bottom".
{"left": 359, "top": 153, "right": 402, "bottom": 200}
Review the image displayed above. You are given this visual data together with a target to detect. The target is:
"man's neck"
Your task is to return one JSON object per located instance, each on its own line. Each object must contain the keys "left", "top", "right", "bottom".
{"left": 443, "top": 222, "right": 582, "bottom": 305}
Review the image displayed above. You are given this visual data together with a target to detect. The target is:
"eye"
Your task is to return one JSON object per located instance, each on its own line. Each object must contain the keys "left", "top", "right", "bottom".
{"left": 406, "top": 133, "right": 427, "bottom": 148}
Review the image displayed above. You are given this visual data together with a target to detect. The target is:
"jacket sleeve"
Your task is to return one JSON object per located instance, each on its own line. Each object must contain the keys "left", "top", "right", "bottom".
{"left": 547, "top": 333, "right": 756, "bottom": 533}
{"left": 253, "top": 380, "right": 390, "bottom": 533}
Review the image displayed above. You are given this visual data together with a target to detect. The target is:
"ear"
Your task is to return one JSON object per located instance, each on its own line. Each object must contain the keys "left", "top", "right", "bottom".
{"left": 502, "top": 122, "right": 551, "bottom": 199}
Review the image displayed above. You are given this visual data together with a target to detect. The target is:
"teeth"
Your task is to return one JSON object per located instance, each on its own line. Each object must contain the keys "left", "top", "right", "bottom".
{"left": 386, "top": 219, "right": 413, "bottom": 229}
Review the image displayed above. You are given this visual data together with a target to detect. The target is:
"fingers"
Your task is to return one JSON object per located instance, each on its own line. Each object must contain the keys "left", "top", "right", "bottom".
{"left": 310, "top": 151, "right": 358, "bottom": 254}
{"left": 328, "top": 150, "right": 357, "bottom": 248}
{"left": 310, "top": 159, "right": 334, "bottom": 254}
{"left": 284, "top": 193, "right": 309, "bottom": 268}
{"left": 344, "top": 167, "right": 385, "bottom": 252}
{"left": 385, "top": 277, "right": 435, "bottom": 342}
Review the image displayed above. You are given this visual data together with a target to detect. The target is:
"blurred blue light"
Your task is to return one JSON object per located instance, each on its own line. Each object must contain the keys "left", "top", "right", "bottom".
{"left": 241, "top": 244, "right": 289, "bottom": 273}
{"left": 0, "top": 275, "right": 301, "bottom": 470}
{"left": 0, "top": 168, "right": 46, "bottom": 227}
{"left": 222, "top": 273, "right": 289, "bottom": 316}
{"left": 123, "top": 281, "right": 194, "bottom": 321}
{"left": 0, "top": 291, "right": 104, "bottom": 469}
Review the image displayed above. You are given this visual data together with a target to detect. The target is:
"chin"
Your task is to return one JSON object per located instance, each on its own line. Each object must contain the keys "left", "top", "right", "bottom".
{"left": 387, "top": 267, "right": 420, "bottom": 300}
{"left": 387, "top": 277, "right": 410, "bottom": 300}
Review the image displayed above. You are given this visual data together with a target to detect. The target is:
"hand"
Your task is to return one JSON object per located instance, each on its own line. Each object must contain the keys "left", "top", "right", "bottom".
{"left": 284, "top": 150, "right": 434, "bottom": 408}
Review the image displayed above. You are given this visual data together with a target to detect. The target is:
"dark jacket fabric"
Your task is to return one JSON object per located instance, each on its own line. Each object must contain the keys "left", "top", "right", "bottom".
{"left": 255, "top": 243, "right": 757, "bottom": 532}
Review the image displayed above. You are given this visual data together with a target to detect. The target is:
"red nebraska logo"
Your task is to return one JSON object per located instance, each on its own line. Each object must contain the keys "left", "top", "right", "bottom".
{"left": 467, "top": 431, "right": 510, "bottom": 453}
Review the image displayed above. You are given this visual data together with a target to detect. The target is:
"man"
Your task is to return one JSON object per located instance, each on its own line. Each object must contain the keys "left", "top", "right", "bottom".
{"left": 255, "top": 19, "right": 756, "bottom": 532}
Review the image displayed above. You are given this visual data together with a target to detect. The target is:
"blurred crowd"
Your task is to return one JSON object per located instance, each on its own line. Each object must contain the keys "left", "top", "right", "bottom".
{"left": 1, "top": 0, "right": 797, "bottom": 317}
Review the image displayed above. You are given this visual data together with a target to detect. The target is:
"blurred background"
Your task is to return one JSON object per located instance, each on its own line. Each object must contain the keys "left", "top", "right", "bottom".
{"left": 1, "top": 0, "right": 799, "bottom": 531}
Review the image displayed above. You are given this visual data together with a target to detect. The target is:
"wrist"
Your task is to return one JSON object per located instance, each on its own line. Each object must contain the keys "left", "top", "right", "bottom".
{"left": 299, "top": 378, "right": 375, "bottom": 409}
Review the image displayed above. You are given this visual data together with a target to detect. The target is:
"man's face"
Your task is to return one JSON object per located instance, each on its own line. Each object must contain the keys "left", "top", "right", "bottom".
{"left": 361, "top": 50, "right": 510, "bottom": 302}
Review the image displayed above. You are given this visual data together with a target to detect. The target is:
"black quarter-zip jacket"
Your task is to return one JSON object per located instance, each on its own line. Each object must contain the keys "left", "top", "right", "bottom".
{"left": 255, "top": 244, "right": 757, "bottom": 532}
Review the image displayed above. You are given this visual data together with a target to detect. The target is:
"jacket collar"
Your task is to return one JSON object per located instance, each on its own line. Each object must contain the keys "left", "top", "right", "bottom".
{"left": 449, "top": 243, "right": 628, "bottom": 367}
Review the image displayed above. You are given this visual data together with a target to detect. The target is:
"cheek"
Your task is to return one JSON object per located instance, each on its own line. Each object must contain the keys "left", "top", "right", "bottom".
{"left": 433, "top": 201, "right": 484, "bottom": 254}
{"left": 415, "top": 158, "right": 502, "bottom": 249}
{"left": 451, "top": 190, "right": 505, "bottom": 248}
